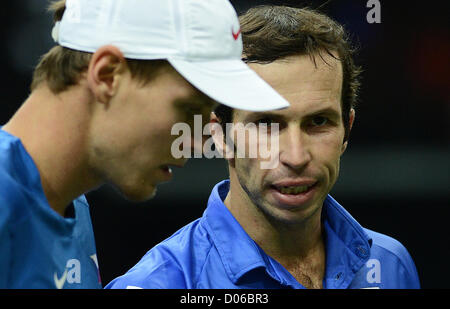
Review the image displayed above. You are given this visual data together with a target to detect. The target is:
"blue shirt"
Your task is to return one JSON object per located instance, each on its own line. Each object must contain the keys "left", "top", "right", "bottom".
{"left": 106, "top": 180, "right": 420, "bottom": 289}
{"left": 0, "top": 129, "right": 101, "bottom": 288}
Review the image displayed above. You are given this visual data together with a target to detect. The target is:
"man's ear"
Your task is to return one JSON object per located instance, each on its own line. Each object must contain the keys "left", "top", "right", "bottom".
{"left": 87, "top": 45, "right": 126, "bottom": 104}
{"left": 341, "top": 108, "right": 356, "bottom": 154}
{"left": 210, "top": 112, "right": 234, "bottom": 164}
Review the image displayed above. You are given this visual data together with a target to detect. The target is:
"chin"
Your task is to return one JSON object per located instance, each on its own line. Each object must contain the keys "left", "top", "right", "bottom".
{"left": 263, "top": 208, "right": 314, "bottom": 226}
{"left": 259, "top": 198, "right": 323, "bottom": 226}
{"left": 115, "top": 183, "right": 158, "bottom": 202}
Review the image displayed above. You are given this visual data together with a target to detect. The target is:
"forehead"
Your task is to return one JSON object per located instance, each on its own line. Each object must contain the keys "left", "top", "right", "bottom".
{"left": 237, "top": 53, "right": 343, "bottom": 120}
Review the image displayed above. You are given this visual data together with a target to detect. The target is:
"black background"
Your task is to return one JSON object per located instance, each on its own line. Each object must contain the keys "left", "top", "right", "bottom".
{"left": 1, "top": 1, "right": 449, "bottom": 288}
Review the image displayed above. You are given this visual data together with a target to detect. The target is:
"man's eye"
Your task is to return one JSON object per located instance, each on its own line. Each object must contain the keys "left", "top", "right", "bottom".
{"left": 311, "top": 116, "right": 328, "bottom": 126}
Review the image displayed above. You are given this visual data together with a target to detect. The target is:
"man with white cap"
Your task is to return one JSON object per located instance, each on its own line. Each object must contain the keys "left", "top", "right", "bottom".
{"left": 0, "top": 0, "right": 288, "bottom": 288}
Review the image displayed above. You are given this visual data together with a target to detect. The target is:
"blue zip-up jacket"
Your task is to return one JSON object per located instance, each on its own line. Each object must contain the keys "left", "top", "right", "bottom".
{"left": 106, "top": 180, "right": 420, "bottom": 289}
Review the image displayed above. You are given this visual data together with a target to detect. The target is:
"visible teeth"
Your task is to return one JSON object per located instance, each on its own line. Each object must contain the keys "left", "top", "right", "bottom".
{"left": 279, "top": 185, "right": 309, "bottom": 195}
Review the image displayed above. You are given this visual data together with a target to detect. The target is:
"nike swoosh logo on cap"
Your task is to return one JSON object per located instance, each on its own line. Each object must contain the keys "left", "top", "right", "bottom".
{"left": 232, "top": 27, "right": 241, "bottom": 40}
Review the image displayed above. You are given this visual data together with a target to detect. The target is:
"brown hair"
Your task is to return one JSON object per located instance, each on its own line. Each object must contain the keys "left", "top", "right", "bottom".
{"left": 214, "top": 5, "right": 362, "bottom": 142}
{"left": 31, "top": 0, "right": 170, "bottom": 93}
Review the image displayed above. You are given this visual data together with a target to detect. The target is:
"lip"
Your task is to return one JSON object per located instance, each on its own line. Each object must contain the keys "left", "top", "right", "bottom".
{"left": 159, "top": 165, "right": 174, "bottom": 181}
{"left": 268, "top": 181, "right": 318, "bottom": 209}
{"left": 271, "top": 178, "right": 317, "bottom": 188}
{"left": 158, "top": 163, "right": 185, "bottom": 181}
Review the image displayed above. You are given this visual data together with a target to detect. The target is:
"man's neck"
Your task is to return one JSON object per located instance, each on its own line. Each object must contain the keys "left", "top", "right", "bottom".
{"left": 224, "top": 173, "right": 326, "bottom": 288}
{"left": 3, "top": 84, "right": 101, "bottom": 216}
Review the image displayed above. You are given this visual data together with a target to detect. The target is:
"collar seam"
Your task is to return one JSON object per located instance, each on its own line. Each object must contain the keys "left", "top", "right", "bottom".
{"left": 326, "top": 196, "right": 371, "bottom": 245}
{"left": 232, "top": 261, "right": 268, "bottom": 284}
{"left": 325, "top": 220, "right": 369, "bottom": 271}
{"left": 195, "top": 242, "right": 215, "bottom": 286}
{"left": 202, "top": 217, "right": 237, "bottom": 282}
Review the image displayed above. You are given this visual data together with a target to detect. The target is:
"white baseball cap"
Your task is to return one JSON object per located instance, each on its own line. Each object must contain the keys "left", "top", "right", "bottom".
{"left": 51, "top": 0, "right": 289, "bottom": 112}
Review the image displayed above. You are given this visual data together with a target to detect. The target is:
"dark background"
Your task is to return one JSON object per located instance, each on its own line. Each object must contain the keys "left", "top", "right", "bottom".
{"left": 1, "top": 1, "right": 448, "bottom": 288}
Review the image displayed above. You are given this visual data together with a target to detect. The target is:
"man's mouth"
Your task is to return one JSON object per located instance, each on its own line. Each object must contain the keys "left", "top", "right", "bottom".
{"left": 271, "top": 179, "right": 317, "bottom": 194}
{"left": 275, "top": 185, "right": 311, "bottom": 195}
{"left": 161, "top": 165, "right": 173, "bottom": 173}
{"left": 160, "top": 163, "right": 185, "bottom": 173}
{"left": 159, "top": 165, "right": 176, "bottom": 181}
{"left": 268, "top": 180, "right": 318, "bottom": 207}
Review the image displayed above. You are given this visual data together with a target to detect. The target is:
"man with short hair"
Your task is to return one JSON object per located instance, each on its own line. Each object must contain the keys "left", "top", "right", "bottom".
{"left": 0, "top": 0, "right": 288, "bottom": 288}
{"left": 106, "top": 6, "right": 420, "bottom": 289}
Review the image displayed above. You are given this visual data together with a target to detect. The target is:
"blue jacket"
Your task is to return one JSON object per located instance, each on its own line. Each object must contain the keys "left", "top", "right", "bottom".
{"left": 0, "top": 129, "right": 101, "bottom": 288}
{"left": 106, "top": 180, "right": 420, "bottom": 289}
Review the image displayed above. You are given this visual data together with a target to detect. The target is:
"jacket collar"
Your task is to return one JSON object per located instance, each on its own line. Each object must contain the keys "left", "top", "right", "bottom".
{"left": 321, "top": 195, "right": 372, "bottom": 288}
{"left": 203, "top": 180, "right": 269, "bottom": 283}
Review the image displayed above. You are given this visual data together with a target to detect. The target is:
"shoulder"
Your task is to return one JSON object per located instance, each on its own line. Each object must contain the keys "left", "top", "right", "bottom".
{"left": 106, "top": 218, "right": 215, "bottom": 289}
{"left": 364, "top": 228, "right": 420, "bottom": 287}
{"left": 0, "top": 166, "right": 28, "bottom": 224}
{"left": 0, "top": 153, "right": 38, "bottom": 225}
{"left": 365, "top": 228, "right": 413, "bottom": 264}
{"left": 0, "top": 130, "right": 21, "bottom": 168}
{"left": 0, "top": 131, "right": 31, "bottom": 208}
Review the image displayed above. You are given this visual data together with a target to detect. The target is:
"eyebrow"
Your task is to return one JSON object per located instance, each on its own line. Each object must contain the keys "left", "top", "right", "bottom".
{"left": 305, "top": 107, "right": 342, "bottom": 119}
{"left": 243, "top": 107, "right": 342, "bottom": 122}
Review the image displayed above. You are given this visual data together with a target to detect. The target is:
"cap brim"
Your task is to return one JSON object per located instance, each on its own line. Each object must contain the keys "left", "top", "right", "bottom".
{"left": 167, "top": 58, "right": 290, "bottom": 112}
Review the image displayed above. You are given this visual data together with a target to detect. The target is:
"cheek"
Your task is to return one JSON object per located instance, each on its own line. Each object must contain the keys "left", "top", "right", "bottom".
{"left": 236, "top": 126, "right": 278, "bottom": 164}
{"left": 144, "top": 126, "right": 176, "bottom": 159}
{"left": 314, "top": 136, "right": 344, "bottom": 182}
{"left": 137, "top": 108, "right": 180, "bottom": 151}
{"left": 234, "top": 157, "right": 262, "bottom": 189}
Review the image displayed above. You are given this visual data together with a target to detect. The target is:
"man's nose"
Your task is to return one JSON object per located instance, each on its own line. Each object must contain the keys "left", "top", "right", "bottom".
{"left": 279, "top": 126, "right": 312, "bottom": 171}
